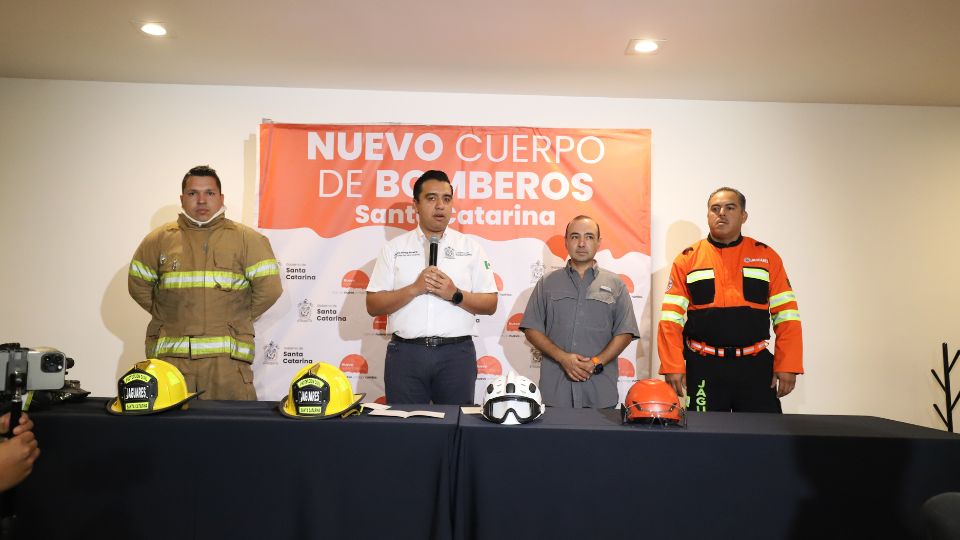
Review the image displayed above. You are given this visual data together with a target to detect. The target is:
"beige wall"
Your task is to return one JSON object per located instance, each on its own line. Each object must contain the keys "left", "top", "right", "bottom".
{"left": 2, "top": 77, "right": 958, "bottom": 429}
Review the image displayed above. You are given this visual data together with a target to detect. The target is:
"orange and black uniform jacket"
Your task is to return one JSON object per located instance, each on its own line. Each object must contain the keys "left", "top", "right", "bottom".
{"left": 657, "top": 235, "right": 803, "bottom": 375}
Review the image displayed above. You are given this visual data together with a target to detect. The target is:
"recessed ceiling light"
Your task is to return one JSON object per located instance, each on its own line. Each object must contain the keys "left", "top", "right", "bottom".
{"left": 625, "top": 39, "right": 661, "bottom": 55}
{"left": 140, "top": 23, "right": 167, "bottom": 36}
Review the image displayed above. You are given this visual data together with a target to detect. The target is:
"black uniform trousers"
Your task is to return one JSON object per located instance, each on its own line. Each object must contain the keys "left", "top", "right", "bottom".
{"left": 684, "top": 347, "right": 782, "bottom": 413}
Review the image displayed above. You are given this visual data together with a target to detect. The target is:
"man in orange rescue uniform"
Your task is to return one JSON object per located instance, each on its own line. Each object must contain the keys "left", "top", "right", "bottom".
{"left": 658, "top": 187, "right": 802, "bottom": 412}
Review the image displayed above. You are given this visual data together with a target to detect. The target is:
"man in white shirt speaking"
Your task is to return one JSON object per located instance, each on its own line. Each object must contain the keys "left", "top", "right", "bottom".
{"left": 366, "top": 170, "right": 498, "bottom": 404}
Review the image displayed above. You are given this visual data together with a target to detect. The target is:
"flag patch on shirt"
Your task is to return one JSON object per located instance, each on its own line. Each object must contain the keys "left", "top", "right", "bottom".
{"left": 484, "top": 261, "right": 491, "bottom": 269}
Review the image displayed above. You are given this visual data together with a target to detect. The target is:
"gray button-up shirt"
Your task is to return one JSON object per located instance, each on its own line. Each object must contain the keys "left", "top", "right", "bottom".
{"left": 520, "top": 263, "right": 639, "bottom": 408}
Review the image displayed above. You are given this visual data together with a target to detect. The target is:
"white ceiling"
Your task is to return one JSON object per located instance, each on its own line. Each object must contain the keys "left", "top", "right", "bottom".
{"left": 2, "top": 0, "right": 959, "bottom": 106}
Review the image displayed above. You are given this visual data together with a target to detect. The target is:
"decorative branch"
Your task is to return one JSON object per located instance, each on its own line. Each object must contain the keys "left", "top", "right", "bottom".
{"left": 931, "top": 342, "right": 960, "bottom": 432}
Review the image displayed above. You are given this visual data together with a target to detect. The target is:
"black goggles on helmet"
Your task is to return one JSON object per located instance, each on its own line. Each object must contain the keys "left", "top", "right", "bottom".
{"left": 482, "top": 395, "right": 542, "bottom": 424}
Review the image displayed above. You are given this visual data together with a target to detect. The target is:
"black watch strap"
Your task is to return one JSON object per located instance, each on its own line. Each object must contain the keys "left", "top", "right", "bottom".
{"left": 451, "top": 289, "right": 464, "bottom": 305}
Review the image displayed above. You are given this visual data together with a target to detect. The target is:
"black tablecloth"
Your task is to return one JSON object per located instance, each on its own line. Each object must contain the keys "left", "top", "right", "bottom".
{"left": 14, "top": 399, "right": 460, "bottom": 540}
{"left": 453, "top": 408, "right": 960, "bottom": 540}
{"left": 9, "top": 400, "right": 960, "bottom": 540}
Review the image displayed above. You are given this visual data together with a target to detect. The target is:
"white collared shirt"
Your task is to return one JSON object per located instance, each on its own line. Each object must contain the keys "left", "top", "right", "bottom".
{"left": 367, "top": 227, "right": 497, "bottom": 338}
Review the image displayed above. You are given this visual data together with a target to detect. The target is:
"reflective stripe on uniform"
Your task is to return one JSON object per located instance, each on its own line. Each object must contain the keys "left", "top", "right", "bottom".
{"left": 769, "top": 291, "right": 797, "bottom": 309}
{"left": 129, "top": 260, "right": 158, "bottom": 283}
{"left": 686, "top": 269, "right": 715, "bottom": 283}
{"left": 742, "top": 267, "right": 770, "bottom": 282}
{"left": 153, "top": 335, "right": 255, "bottom": 361}
{"left": 662, "top": 294, "right": 690, "bottom": 311}
{"left": 152, "top": 336, "right": 190, "bottom": 356}
{"left": 245, "top": 259, "right": 280, "bottom": 280}
{"left": 159, "top": 271, "right": 250, "bottom": 290}
{"left": 190, "top": 336, "right": 254, "bottom": 360}
{"left": 772, "top": 309, "right": 801, "bottom": 326}
{"left": 660, "top": 311, "right": 685, "bottom": 327}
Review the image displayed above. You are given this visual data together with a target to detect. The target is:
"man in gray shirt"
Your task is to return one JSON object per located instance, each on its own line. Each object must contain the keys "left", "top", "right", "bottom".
{"left": 520, "top": 215, "right": 639, "bottom": 408}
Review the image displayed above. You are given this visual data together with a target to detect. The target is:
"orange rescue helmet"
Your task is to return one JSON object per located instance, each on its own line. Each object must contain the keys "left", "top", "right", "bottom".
{"left": 621, "top": 378, "right": 685, "bottom": 426}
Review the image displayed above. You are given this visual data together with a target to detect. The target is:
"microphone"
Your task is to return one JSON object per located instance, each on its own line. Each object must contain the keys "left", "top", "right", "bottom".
{"left": 429, "top": 236, "right": 439, "bottom": 267}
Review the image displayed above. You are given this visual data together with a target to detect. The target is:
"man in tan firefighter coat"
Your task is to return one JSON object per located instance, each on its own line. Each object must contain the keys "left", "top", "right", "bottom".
{"left": 128, "top": 165, "right": 282, "bottom": 400}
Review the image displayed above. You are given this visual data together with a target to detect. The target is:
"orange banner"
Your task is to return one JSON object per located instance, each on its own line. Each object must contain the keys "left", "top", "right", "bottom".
{"left": 259, "top": 124, "right": 650, "bottom": 257}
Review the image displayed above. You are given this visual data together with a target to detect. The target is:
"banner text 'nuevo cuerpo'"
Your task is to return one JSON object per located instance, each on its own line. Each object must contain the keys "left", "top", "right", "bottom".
{"left": 308, "top": 130, "right": 607, "bottom": 227}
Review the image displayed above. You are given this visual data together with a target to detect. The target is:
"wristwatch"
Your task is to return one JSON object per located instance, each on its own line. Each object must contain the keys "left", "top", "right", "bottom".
{"left": 591, "top": 356, "right": 603, "bottom": 375}
{"left": 451, "top": 289, "right": 463, "bottom": 306}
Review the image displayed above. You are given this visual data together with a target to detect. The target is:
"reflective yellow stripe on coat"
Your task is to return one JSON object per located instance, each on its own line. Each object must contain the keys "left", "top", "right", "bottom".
{"left": 153, "top": 336, "right": 255, "bottom": 361}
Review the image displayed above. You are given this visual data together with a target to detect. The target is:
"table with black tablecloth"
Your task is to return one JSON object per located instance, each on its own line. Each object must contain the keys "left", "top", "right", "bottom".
{"left": 14, "top": 399, "right": 459, "bottom": 540}
{"left": 453, "top": 408, "right": 960, "bottom": 540}
{"left": 10, "top": 398, "right": 960, "bottom": 540}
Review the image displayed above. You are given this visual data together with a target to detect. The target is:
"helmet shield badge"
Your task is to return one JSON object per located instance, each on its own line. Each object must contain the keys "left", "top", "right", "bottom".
{"left": 292, "top": 373, "right": 331, "bottom": 417}
{"left": 118, "top": 368, "right": 159, "bottom": 413}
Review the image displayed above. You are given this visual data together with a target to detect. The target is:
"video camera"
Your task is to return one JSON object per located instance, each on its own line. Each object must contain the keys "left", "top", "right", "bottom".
{"left": 0, "top": 343, "right": 72, "bottom": 393}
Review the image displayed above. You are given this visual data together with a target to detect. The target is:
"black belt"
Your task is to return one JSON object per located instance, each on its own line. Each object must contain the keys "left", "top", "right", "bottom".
{"left": 391, "top": 334, "right": 471, "bottom": 347}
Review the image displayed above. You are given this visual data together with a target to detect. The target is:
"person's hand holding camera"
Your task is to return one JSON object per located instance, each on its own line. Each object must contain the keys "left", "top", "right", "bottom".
{"left": 0, "top": 412, "right": 39, "bottom": 491}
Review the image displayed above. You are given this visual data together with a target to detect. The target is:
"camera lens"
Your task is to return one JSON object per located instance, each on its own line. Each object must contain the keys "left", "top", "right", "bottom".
{"left": 41, "top": 353, "right": 65, "bottom": 373}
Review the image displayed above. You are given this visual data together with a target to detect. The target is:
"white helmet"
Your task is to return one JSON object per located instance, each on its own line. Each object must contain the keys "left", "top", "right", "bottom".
{"left": 481, "top": 371, "right": 544, "bottom": 425}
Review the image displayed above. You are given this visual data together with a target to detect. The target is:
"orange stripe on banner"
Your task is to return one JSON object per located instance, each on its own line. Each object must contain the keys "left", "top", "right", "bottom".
{"left": 258, "top": 124, "right": 651, "bottom": 258}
